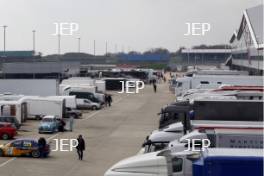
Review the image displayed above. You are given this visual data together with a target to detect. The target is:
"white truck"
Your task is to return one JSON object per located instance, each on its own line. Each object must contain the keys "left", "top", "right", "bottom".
{"left": 174, "top": 75, "right": 263, "bottom": 96}
{"left": 105, "top": 148, "right": 263, "bottom": 176}
{"left": 0, "top": 79, "right": 59, "bottom": 96}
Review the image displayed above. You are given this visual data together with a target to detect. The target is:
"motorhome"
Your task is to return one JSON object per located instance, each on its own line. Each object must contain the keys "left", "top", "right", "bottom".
{"left": 105, "top": 148, "right": 263, "bottom": 176}
{"left": 174, "top": 75, "right": 263, "bottom": 96}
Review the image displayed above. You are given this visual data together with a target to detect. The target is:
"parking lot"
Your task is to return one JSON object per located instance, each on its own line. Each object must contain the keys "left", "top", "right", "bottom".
{"left": 0, "top": 82, "right": 174, "bottom": 176}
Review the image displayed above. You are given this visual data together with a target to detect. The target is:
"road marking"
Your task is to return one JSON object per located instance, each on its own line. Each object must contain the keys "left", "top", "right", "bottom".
{"left": 0, "top": 157, "right": 16, "bottom": 168}
{"left": 84, "top": 94, "right": 127, "bottom": 120}
{"left": 47, "top": 133, "right": 60, "bottom": 141}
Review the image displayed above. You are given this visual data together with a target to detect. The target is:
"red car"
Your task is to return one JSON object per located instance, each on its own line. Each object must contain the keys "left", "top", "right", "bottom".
{"left": 0, "top": 122, "right": 17, "bottom": 140}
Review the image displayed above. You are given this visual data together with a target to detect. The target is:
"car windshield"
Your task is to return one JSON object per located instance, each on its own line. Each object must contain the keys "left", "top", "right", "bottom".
{"left": 42, "top": 118, "right": 53, "bottom": 122}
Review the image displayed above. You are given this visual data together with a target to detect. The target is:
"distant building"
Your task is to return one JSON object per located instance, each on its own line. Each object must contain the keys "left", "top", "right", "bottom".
{"left": 1, "top": 62, "right": 80, "bottom": 79}
{"left": 228, "top": 5, "right": 263, "bottom": 75}
{"left": 180, "top": 49, "right": 231, "bottom": 65}
{"left": 0, "top": 50, "right": 41, "bottom": 69}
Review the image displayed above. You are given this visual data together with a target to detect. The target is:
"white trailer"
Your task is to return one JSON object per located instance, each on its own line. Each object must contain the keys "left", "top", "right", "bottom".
{"left": 174, "top": 75, "right": 263, "bottom": 96}
{"left": 0, "top": 79, "right": 59, "bottom": 96}
{"left": 143, "top": 121, "right": 263, "bottom": 153}
{"left": 49, "top": 95, "right": 77, "bottom": 109}
{"left": 0, "top": 98, "right": 27, "bottom": 124}
{"left": 168, "top": 128, "right": 263, "bottom": 153}
{"left": 24, "top": 96, "right": 66, "bottom": 119}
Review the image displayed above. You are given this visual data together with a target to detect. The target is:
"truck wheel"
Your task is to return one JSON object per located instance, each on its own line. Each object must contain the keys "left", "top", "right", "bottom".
{"left": 92, "top": 106, "right": 97, "bottom": 110}
{"left": 32, "top": 150, "right": 41, "bottom": 158}
{"left": 0, "top": 149, "right": 4, "bottom": 157}
{"left": 2, "top": 133, "right": 9, "bottom": 140}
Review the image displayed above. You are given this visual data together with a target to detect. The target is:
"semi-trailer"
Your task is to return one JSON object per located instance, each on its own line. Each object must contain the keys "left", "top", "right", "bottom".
{"left": 174, "top": 75, "right": 263, "bottom": 96}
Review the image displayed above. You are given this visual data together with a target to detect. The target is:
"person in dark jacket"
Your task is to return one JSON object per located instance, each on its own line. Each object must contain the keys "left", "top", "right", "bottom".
{"left": 38, "top": 137, "right": 47, "bottom": 158}
{"left": 106, "top": 95, "right": 113, "bottom": 107}
{"left": 76, "top": 135, "right": 85, "bottom": 160}
{"left": 153, "top": 83, "right": 157, "bottom": 93}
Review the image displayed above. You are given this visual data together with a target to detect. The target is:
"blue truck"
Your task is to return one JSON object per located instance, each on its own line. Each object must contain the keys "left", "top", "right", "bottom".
{"left": 193, "top": 148, "right": 263, "bottom": 176}
{"left": 104, "top": 148, "right": 263, "bottom": 176}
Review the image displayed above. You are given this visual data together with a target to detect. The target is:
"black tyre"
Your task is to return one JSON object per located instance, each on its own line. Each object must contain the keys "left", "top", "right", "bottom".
{"left": 2, "top": 133, "right": 9, "bottom": 140}
{"left": 36, "top": 116, "right": 41, "bottom": 120}
{"left": 31, "top": 150, "right": 41, "bottom": 158}
{"left": 92, "top": 106, "right": 97, "bottom": 110}
{"left": 0, "top": 149, "right": 4, "bottom": 157}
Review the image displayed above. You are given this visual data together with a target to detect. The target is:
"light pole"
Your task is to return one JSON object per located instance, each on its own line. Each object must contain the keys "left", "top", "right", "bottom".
{"left": 93, "top": 40, "right": 95, "bottom": 56}
{"left": 115, "top": 44, "right": 117, "bottom": 54}
{"left": 58, "top": 34, "right": 61, "bottom": 55}
{"left": 105, "top": 41, "right": 108, "bottom": 55}
{"left": 32, "top": 30, "right": 36, "bottom": 52}
{"left": 2, "top": 25, "right": 7, "bottom": 54}
{"left": 77, "top": 37, "right": 81, "bottom": 53}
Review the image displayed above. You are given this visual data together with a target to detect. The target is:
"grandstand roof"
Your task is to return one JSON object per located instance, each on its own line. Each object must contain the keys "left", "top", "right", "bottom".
{"left": 230, "top": 5, "right": 263, "bottom": 49}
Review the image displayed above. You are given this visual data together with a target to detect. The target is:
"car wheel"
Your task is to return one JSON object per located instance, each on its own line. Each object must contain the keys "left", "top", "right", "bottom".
{"left": 92, "top": 106, "right": 97, "bottom": 110}
{"left": 31, "top": 150, "right": 41, "bottom": 158}
{"left": 0, "top": 149, "right": 4, "bottom": 157}
{"left": 2, "top": 133, "right": 9, "bottom": 140}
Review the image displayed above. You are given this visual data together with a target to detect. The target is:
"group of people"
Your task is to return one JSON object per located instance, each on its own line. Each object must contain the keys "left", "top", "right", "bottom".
{"left": 38, "top": 135, "right": 85, "bottom": 160}
{"left": 105, "top": 94, "right": 113, "bottom": 107}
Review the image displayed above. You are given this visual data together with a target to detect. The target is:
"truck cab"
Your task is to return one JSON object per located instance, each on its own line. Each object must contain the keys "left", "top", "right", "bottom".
{"left": 174, "top": 77, "right": 191, "bottom": 96}
{"left": 159, "top": 103, "right": 190, "bottom": 129}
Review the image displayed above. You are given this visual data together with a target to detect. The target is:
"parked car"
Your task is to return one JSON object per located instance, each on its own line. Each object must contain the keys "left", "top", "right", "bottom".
{"left": 0, "top": 116, "right": 20, "bottom": 129}
{"left": 38, "top": 116, "right": 59, "bottom": 133}
{"left": 0, "top": 122, "right": 17, "bottom": 140}
{"left": 76, "top": 99, "right": 102, "bottom": 110}
{"left": 65, "top": 108, "right": 82, "bottom": 119}
{"left": 0, "top": 138, "right": 50, "bottom": 158}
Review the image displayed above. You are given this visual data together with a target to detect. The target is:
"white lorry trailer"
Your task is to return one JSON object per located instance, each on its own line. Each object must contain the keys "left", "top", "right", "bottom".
{"left": 25, "top": 96, "right": 66, "bottom": 119}
{"left": 174, "top": 75, "right": 263, "bottom": 96}
{"left": 143, "top": 121, "right": 263, "bottom": 153}
{"left": 0, "top": 79, "right": 59, "bottom": 96}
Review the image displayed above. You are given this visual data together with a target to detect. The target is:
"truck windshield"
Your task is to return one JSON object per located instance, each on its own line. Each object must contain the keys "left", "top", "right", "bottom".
{"left": 177, "top": 82, "right": 182, "bottom": 87}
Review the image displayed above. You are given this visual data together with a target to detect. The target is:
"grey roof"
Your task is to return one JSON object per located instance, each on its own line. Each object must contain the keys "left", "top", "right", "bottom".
{"left": 233, "top": 5, "right": 263, "bottom": 48}
{"left": 182, "top": 49, "right": 231, "bottom": 54}
{"left": 246, "top": 5, "right": 263, "bottom": 45}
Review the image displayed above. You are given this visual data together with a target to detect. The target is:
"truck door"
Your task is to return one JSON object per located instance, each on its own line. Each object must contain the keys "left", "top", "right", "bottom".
{"left": 171, "top": 156, "right": 184, "bottom": 176}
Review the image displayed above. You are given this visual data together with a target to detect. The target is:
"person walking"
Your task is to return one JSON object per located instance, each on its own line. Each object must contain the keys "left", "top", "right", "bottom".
{"left": 76, "top": 135, "right": 85, "bottom": 160}
{"left": 153, "top": 83, "right": 157, "bottom": 93}
{"left": 38, "top": 137, "right": 47, "bottom": 158}
{"left": 108, "top": 95, "right": 112, "bottom": 106}
{"left": 104, "top": 94, "right": 108, "bottom": 107}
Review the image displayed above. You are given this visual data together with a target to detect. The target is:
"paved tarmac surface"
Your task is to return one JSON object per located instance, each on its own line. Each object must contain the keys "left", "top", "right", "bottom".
{"left": 0, "top": 82, "right": 174, "bottom": 176}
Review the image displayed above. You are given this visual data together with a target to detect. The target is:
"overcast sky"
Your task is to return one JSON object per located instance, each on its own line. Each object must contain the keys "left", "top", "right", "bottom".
{"left": 0, "top": 0, "right": 262, "bottom": 55}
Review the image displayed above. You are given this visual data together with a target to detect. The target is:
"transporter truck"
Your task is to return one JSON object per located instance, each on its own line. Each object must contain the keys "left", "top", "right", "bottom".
{"left": 104, "top": 148, "right": 263, "bottom": 176}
